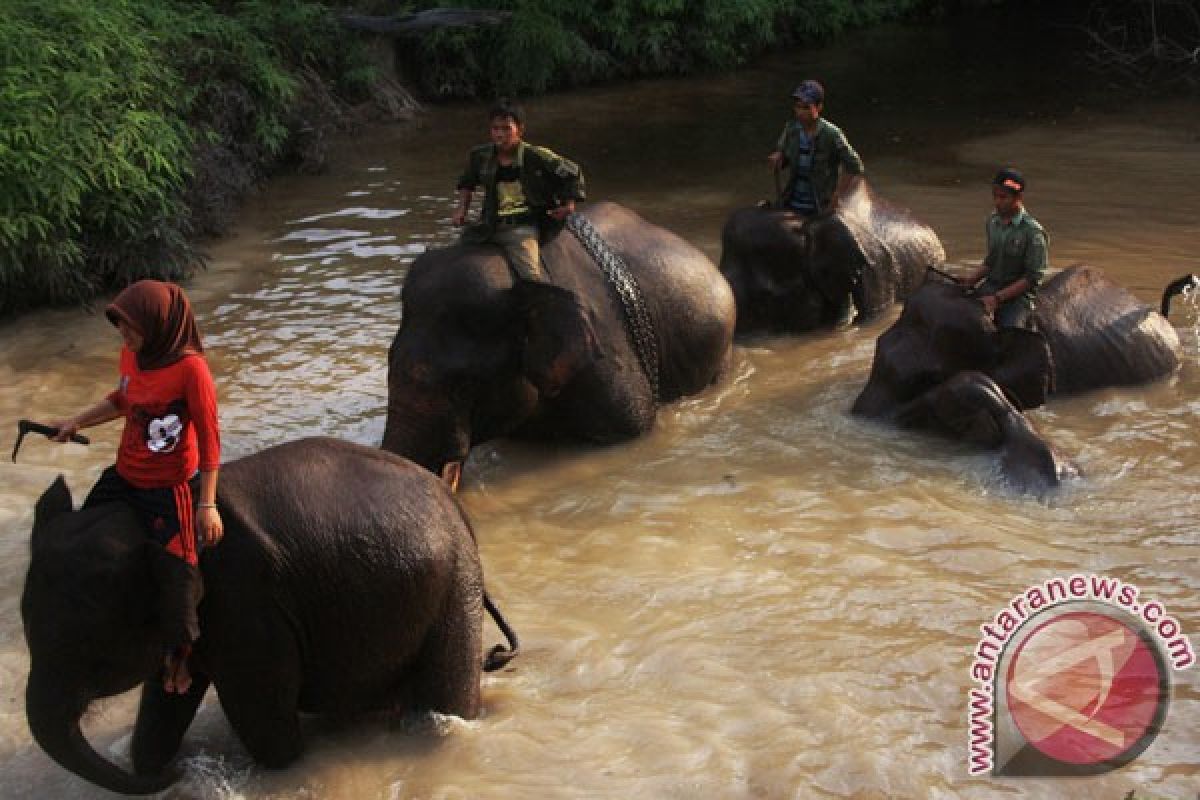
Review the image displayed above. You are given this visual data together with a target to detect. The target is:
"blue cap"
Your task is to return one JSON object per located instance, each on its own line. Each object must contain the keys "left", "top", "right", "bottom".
{"left": 791, "top": 79, "right": 824, "bottom": 105}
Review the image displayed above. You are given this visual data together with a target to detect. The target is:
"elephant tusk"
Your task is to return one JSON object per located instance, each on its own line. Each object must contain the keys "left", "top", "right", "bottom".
{"left": 440, "top": 461, "right": 463, "bottom": 494}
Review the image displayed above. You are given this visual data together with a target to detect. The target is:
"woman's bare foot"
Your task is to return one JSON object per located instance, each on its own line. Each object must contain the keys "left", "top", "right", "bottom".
{"left": 163, "top": 646, "right": 193, "bottom": 694}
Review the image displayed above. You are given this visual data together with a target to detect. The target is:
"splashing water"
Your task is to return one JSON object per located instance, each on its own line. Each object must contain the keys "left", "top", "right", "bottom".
{"left": 1182, "top": 279, "right": 1200, "bottom": 360}
{"left": 177, "top": 753, "right": 256, "bottom": 799}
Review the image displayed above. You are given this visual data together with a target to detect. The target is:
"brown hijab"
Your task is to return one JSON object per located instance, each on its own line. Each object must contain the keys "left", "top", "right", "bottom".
{"left": 105, "top": 280, "right": 204, "bottom": 370}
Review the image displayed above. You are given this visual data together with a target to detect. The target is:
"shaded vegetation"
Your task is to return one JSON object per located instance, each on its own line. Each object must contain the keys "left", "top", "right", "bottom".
{"left": 403, "top": 0, "right": 940, "bottom": 98}
{"left": 0, "top": 0, "right": 397, "bottom": 316}
{"left": 397, "top": 0, "right": 1199, "bottom": 98}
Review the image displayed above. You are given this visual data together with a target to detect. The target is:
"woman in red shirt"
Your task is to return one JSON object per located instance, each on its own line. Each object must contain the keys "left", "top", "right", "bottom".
{"left": 52, "top": 280, "right": 222, "bottom": 695}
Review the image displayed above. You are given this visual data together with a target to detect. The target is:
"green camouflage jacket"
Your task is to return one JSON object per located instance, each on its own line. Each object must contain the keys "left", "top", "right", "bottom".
{"left": 456, "top": 141, "right": 585, "bottom": 242}
{"left": 982, "top": 208, "right": 1048, "bottom": 301}
{"left": 775, "top": 117, "right": 864, "bottom": 212}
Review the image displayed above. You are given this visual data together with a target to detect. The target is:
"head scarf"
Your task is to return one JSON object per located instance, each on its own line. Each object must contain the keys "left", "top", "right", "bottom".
{"left": 105, "top": 280, "right": 204, "bottom": 370}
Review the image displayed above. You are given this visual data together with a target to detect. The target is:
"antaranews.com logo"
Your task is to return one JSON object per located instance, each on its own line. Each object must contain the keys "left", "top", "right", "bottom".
{"left": 967, "top": 574, "right": 1195, "bottom": 776}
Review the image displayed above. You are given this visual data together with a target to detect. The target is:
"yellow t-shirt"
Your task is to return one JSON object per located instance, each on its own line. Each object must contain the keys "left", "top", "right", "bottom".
{"left": 496, "top": 164, "right": 529, "bottom": 219}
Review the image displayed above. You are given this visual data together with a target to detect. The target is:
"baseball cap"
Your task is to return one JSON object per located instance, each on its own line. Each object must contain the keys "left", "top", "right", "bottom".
{"left": 993, "top": 167, "right": 1026, "bottom": 194}
{"left": 791, "top": 79, "right": 824, "bottom": 106}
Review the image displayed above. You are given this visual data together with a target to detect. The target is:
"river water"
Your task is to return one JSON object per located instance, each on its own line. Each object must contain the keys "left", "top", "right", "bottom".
{"left": 1, "top": 18, "right": 1199, "bottom": 800}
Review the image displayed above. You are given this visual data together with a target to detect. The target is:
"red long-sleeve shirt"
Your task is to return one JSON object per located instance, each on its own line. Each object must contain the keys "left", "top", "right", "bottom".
{"left": 106, "top": 347, "right": 220, "bottom": 489}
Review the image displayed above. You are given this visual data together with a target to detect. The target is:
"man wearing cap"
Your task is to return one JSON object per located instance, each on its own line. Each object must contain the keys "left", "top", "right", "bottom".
{"left": 959, "top": 168, "right": 1048, "bottom": 329}
{"left": 766, "top": 79, "right": 864, "bottom": 215}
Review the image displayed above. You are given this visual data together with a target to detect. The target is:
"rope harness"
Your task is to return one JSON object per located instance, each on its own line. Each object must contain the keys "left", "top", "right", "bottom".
{"left": 564, "top": 213, "right": 660, "bottom": 400}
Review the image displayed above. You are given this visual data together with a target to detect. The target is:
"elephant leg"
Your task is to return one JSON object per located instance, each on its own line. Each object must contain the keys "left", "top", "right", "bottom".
{"left": 132, "top": 671, "right": 211, "bottom": 774}
{"left": 207, "top": 617, "right": 305, "bottom": 768}
{"left": 216, "top": 678, "right": 304, "bottom": 767}
{"left": 217, "top": 658, "right": 304, "bottom": 768}
{"left": 405, "top": 586, "right": 483, "bottom": 719}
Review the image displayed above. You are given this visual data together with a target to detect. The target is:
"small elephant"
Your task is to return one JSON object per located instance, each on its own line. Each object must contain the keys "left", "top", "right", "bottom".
{"left": 382, "top": 201, "right": 736, "bottom": 477}
{"left": 719, "top": 181, "right": 945, "bottom": 335}
{"left": 22, "top": 437, "right": 517, "bottom": 795}
{"left": 852, "top": 265, "right": 1194, "bottom": 492}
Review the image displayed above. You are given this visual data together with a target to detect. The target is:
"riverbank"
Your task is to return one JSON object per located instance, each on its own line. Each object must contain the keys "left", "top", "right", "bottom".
{"left": 3, "top": 0, "right": 1195, "bottom": 320}
{"left": 0, "top": 0, "right": 416, "bottom": 318}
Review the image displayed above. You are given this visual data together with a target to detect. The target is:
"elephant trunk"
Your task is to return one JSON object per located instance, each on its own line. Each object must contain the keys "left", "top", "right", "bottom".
{"left": 26, "top": 671, "right": 175, "bottom": 795}
{"left": 1160, "top": 273, "right": 1199, "bottom": 318}
{"left": 381, "top": 390, "right": 470, "bottom": 476}
{"left": 998, "top": 415, "right": 1077, "bottom": 494}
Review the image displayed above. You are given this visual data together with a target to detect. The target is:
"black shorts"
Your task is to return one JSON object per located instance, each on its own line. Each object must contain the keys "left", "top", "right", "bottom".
{"left": 84, "top": 466, "right": 201, "bottom": 566}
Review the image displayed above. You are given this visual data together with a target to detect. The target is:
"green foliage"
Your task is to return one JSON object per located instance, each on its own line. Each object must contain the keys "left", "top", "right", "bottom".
{"left": 230, "top": 1, "right": 378, "bottom": 99}
{"left": 406, "top": 0, "right": 931, "bottom": 98}
{"left": 0, "top": 0, "right": 193, "bottom": 311}
{"left": 0, "top": 0, "right": 378, "bottom": 316}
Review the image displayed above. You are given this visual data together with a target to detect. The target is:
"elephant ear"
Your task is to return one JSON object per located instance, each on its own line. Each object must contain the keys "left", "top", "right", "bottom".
{"left": 989, "top": 328, "right": 1053, "bottom": 411}
{"left": 836, "top": 216, "right": 894, "bottom": 323}
{"left": 32, "top": 476, "right": 73, "bottom": 542}
{"left": 513, "top": 280, "right": 600, "bottom": 398}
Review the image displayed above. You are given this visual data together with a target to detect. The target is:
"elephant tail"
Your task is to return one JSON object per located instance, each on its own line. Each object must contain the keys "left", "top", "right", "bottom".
{"left": 482, "top": 590, "right": 520, "bottom": 672}
{"left": 1160, "top": 273, "right": 1199, "bottom": 318}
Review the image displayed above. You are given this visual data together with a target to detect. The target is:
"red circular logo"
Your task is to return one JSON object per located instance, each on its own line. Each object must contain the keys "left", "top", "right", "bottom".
{"left": 1005, "top": 610, "right": 1167, "bottom": 766}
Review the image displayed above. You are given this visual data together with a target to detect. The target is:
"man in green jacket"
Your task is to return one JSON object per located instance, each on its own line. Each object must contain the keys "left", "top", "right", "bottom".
{"left": 453, "top": 102, "right": 585, "bottom": 282}
{"left": 767, "top": 79, "right": 864, "bottom": 215}
{"left": 959, "top": 168, "right": 1048, "bottom": 330}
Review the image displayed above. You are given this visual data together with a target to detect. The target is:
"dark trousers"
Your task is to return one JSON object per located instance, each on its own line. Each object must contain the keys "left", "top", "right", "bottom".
{"left": 84, "top": 466, "right": 204, "bottom": 647}
{"left": 996, "top": 296, "right": 1036, "bottom": 330}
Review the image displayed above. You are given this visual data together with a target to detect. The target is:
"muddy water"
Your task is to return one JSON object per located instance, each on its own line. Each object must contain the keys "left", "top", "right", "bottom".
{"left": 2, "top": 20, "right": 1199, "bottom": 800}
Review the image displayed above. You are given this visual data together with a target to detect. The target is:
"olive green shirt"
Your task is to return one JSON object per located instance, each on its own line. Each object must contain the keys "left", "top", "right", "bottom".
{"left": 775, "top": 117, "right": 865, "bottom": 212}
{"left": 982, "top": 208, "right": 1048, "bottom": 301}
{"left": 456, "top": 141, "right": 585, "bottom": 243}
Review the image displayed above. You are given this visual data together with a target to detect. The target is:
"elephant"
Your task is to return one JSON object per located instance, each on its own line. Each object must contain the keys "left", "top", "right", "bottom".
{"left": 851, "top": 265, "right": 1195, "bottom": 492}
{"left": 719, "top": 181, "right": 945, "bottom": 334}
{"left": 382, "top": 201, "right": 736, "bottom": 477}
{"left": 21, "top": 437, "right": 518, "bottom": 795}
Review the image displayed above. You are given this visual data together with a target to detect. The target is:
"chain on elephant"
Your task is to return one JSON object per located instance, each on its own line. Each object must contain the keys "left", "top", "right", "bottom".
{"left": 564, "top": 212, "right": 660, "bottom": 399}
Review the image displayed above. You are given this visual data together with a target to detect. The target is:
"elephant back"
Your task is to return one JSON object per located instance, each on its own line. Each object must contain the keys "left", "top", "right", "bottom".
{"left": 551, "top": 202, "right": 735, "bottom": 403}
{"left": 1036, "top": 264, "right": 1181, "bottom": 395}
{"left": 215, "top": 438, "right": 471, "bottom": 576}
{"left": 719, "top": 182, "right": 945, "bottom": 334}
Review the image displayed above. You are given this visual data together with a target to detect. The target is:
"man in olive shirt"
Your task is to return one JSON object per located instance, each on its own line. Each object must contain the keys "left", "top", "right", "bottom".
{"left": 453, "top": 102, "right": 585, "bottom": 282}
{"left": 960, "top": 168, "right": 1048, "bottom": 329}
{"left": 766, "top": 79, "right": 864, "bottom": 215}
